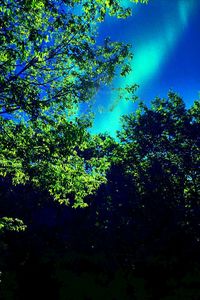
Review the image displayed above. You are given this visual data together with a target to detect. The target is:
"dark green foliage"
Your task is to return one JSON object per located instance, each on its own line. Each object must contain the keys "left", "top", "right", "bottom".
{"left": 118, "top": 92, "right": 200, "bottom": 240}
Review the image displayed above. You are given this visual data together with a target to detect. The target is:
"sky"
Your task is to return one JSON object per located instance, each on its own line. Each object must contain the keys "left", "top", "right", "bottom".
{"left": 91, "top": 0, "right": 200, "bottom": 136}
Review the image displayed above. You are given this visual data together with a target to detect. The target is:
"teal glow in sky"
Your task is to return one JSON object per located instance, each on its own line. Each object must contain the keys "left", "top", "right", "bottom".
{"left": 91, "top": 0, "right": 200, "bottom": 136}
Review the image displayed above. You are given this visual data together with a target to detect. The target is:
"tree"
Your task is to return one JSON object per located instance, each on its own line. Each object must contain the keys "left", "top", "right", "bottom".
{"left": 0, "top": 0, "right": 146, "bottom": 117}
{"left": 0, "top": 113, "right": 111, "bottom": 208}
{"left": 117, "top": 92, "right": 200, "bottom": 241}
{"left": 0, "top": 0, "right": 147, "bottom": 219}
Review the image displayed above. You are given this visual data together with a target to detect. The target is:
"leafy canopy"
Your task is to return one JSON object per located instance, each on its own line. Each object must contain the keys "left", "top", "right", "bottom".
{"left": 0, "top": 0, "right": 146, "bottom": 117}
{"left": 86, "top": 93, "right": 200, "bottom": 248}
{"left": 0, "top": 112, "right": 111, "bottom": 208}
{"left": 0, "top": 0, "right": 148, "bottom": 220}
{"left": 117, "top": 93, "right": 200, "bottom": 227}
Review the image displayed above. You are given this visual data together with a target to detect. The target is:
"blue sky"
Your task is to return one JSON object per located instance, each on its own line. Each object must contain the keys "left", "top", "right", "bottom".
{"left": 91, "top": 0, "right": 200, "bottom": 136}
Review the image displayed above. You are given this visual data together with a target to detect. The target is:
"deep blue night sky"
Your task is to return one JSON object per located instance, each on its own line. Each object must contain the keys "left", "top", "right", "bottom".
{"left": 90, "top": 0, "right": 200, "bottom": 136}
